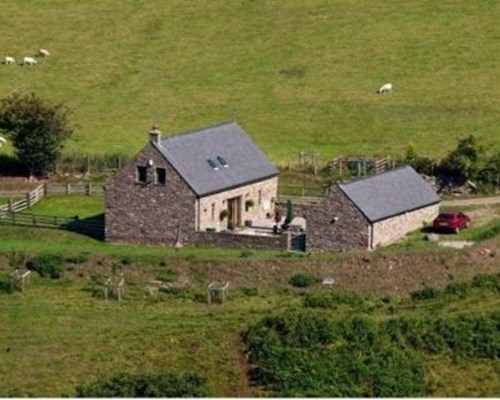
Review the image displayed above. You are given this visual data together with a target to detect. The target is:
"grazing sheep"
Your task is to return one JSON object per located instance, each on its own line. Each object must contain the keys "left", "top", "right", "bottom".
{"left": 39, "top": 48, "right": 50, "bottom": 57}
{"left": 377, "top": 83, "right": 392, "bottom": 94}
{"left": 4, "top": 56, "right": 15, "bottom": 65}
{"left": 22, "top": 56, "right": 37, "bottom": 66}
{"left": 0, "top": 136, "right": 6, "bottom": 147}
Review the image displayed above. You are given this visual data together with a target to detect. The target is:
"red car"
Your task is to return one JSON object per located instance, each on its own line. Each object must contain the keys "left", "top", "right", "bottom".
{"left": 433, "top": 212, "right": 471, "bottom": 233}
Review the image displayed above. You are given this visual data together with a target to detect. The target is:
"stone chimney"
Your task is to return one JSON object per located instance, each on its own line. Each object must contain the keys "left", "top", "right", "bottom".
{"left": 148, "top": 125, "right": 162, "bottom": 145}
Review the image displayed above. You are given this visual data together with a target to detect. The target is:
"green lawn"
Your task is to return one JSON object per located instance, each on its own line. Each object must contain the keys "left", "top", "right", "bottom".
{"left": 1, "top": 1, "right": 499, "bottom": 161}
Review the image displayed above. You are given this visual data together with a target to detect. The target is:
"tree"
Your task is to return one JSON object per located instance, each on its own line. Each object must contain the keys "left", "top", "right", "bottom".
{"left": 0, "top": 91, "right": 72, "bottom": 177}
{"left": 284, "top": 199, "right": 294, "bottom": 225}
{"left": 438, "top": 135, "right": 484, "bottom": 182}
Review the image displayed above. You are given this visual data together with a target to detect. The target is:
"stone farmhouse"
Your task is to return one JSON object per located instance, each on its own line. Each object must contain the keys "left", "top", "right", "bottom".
{"left": 105, "top": 121, "right": 440, "bottom": 252}
{"left": 305, "top": 166, "right": 441, "bottom": 251}
{"left": 105, "top": 122, "right": 280, "bottom": 246}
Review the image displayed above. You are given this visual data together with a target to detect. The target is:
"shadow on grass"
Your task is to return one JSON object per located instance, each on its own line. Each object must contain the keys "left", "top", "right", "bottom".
{"left": 66, "top": 213, "right": 104, "bottom": 240}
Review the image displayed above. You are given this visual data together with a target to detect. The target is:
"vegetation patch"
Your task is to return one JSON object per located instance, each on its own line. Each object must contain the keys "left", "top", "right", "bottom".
{"left": 244, "top": 310, "right": 500, "bottom": 396}
{"left": 289, "top": 272, "right": 321, "bottom": 288}
{"left": 26, "top": 254, "right": 65, "bottom": 279}
{"left": 75, "top": 371, "right": 209, "bottom": 397}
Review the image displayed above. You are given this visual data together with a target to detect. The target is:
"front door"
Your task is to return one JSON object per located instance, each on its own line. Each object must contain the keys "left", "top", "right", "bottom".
{"left": 227, "top": 196, "right": 242, "bottom": 228}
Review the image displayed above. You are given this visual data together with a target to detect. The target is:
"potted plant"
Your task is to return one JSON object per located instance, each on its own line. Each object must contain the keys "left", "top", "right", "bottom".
{"left": 219, "top": 209, "right": 229, "bottom": 222}
{"left": 245, "top": 199, "right": 254, "bottom": 212}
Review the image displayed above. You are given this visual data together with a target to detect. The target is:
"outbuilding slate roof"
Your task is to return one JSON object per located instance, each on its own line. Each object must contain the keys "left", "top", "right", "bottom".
{"left": 338, "top": 166, "right": 440, "bottom": 223}
{"left": 153, "top": 122, "right": 278, "bottom": 197}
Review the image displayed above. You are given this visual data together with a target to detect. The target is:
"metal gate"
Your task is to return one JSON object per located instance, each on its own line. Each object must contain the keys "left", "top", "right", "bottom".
{"left": 290, "top": 233, "right": 306, "bottom": 252}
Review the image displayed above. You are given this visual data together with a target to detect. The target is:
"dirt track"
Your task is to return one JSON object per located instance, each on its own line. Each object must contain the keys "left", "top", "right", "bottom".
{"left": 443, "top": 195, "right": 500, "bottom": 207}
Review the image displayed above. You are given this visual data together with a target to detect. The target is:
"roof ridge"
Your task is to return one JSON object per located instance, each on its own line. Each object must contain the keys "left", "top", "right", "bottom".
{"left": 161, "top": 121, "right": 236, "bottom": 141}
{"left": 339, "top": 165, "right": 412, "bottom": 187}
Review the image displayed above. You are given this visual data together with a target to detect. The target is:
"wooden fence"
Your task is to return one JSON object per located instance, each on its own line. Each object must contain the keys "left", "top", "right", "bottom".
{"left": 0, "top": 211, "right": 104, "bottom": 238}
{"left": 0, "top": 184, "right": 45, "bottom": 215}
{"left": 0, "top": 183, "right": 104, "bottom": 238}
{"left": 45, "top": 182, "right": 105, "bottom": 195}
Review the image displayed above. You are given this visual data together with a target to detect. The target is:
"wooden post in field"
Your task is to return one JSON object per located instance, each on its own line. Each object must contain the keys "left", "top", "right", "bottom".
{"left": 86, "top": 183, "right": 91, "bottom": 195}
{"left": 8, "top": 199, "right": 12, "bottom": 213}
{"left": 66, "top": 183, "right": 71, "bottom": 195}
{"left": 43, "top": 183, "right": 48, "bottom": 196}
{"left": 26, "top": 192, "right": 31, "bottom": 209}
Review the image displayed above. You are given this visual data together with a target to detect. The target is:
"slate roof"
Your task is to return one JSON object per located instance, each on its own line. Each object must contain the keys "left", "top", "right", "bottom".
{"left": 338, "top": 166, "right": 440, "bottom": 223}
{"left": 153, "top": 122, "right": 278, "bottom": 197}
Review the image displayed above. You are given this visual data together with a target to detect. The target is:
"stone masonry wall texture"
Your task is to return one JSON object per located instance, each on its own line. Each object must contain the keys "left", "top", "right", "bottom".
{"left": 305, "top": 185, "right": 370, "bottom": 252}
{"left": 105, "top": 143, "right": 197, "bottom": 245}
{"left": 372, "top": 204, "right": 439, "bottom": 247}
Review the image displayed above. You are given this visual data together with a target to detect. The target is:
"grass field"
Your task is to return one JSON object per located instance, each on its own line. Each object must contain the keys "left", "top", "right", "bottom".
{"left": 0, "top": 271, "right": 498, "bottom": 396}
{"left": 1, "top": 1, "right": 500, "bottom": 161}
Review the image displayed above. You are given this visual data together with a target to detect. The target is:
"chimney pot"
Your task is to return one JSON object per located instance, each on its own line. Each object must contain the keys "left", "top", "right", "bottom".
{"left": 148, "top": 125, "right": 162, "bottom": 145}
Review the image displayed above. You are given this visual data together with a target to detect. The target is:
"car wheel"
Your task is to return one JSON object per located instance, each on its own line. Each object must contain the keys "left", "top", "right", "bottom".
{"left": 454, "top": 227, "right": 460, "bottom": 234}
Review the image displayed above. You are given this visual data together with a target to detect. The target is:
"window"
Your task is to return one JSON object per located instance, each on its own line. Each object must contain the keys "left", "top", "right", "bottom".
{"left": 155, "top": 167, "right": 166, "bottom": 185}
{"left": 217, "top": 156, "right": 229, "bottom": 168}
{"left": 207, "top": 159, "right": 219, "bottom": 170}
{"left": 137, "top": 166, "right": 147, "bottom": 184}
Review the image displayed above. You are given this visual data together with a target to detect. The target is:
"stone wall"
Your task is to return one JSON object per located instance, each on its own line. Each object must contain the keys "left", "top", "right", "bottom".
{"left": 194, "top": 230, "right": 289, "bottom": 251}
{"left": 105, "top": 143, "right": 197, "bottom": 245}
{"left": 197, "top": 177, "right": 278, "bottom": 231}
{"left": 304, "top": 185, "right": 370, "bottom": 252}
{"left": 371, "top": 203, "right": 440, "bottom": 247}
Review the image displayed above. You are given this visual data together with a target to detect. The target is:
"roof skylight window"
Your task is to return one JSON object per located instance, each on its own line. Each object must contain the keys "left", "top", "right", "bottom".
{"left": 207, "top": 159, "right": 219, "bottom": 170}
{"left": 217, "top": 156, "right": 229, "bottom": 168}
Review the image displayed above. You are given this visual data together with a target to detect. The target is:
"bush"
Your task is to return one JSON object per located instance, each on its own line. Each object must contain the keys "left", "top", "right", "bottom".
{"left": 0, "top": 275, "right": 14, "bottom": 294}
{"left": 240, "top": 287, "right": 259, "bottom": 297}
{"left": 26, "top": 254, "right": 64, "bottom": 279}
{"left": 445, "top": 282, "right": 469, "bottom": 298}
{"left": 472, "top": 273, "right": 499, "bottom": 291}
{"left": 75, "top": 371, "right": 209, "bottom": 397}
{"left": 304, "top": 291, "right": 364, "bottom": 308}
{"left": 289, "top": 273, "right": 321, "bottom": 288}
{"left": 239, "top": 250, "right": 253, "bottom": 258}
{"left": 411, "top": 286, "right": 442, "bottom": 301}
{"left": 156, "top": 269, "right": 177, "bottom": 283}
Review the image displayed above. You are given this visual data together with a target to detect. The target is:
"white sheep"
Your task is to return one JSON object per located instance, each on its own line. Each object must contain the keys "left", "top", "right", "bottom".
{"left": 0, "top": 136, "right": 6, "bottom": 147}
{"left": 4, "top": 56, "right": 15, "bottom": 65}
{"left": 377, "top": 83, "right": 392, "bottom": 94}
{"left": 22, "top": 56, "right": 37, "bottom": 66}
{"left": 39, "top": 48, "right": 50, "bottom": 57}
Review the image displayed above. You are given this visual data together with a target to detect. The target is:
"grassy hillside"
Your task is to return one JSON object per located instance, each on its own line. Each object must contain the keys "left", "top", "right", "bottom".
{"left": 1, "top": 1, "right": 499, "bottom": 161}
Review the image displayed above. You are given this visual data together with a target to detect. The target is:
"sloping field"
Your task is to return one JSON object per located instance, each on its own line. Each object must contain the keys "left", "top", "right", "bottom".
{"left": 1, "top": 1, "right": 499, "bottom": 160}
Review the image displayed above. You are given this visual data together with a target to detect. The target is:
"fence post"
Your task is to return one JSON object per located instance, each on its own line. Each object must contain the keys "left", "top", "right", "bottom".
{"left": 86, "top": 183, "right": 91, "bottom": 195}
{"left": 66, "top": 183, "right": 71, "bottom": 195}
{"left": 43, "top": 183, "right": 48, "bottom": 196}
{"left": 8, "top": 199, "right": 12, "bottom": 213}
{"left": 26, "top": 193, "right": 31, "bottom": 209}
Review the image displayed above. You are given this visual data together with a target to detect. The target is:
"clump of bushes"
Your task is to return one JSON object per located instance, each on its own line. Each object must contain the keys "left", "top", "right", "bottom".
{"left": 26, "top": 254, "right": 65, "bottom": 279}
{"left": 411, "top": 285, "right": 442, "bottom": 301}
{"left": 244, "top": 311, "right": 427, "bottom": 397}
{"left": 289, "top": 272, "right": 321, "bottom": 288}
{"left": 304, "top": 291, "right": 364, "bottom": 308}
{"left": 75, "top": 371, "right": 209, "bottom": 397}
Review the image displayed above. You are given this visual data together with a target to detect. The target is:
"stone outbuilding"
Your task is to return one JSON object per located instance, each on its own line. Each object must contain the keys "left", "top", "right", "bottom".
{"left": 105, "top": 122, "right": 279, "bottom": 246}
{"left": 305, "top": 166, "right": 440, "bottom": 251}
